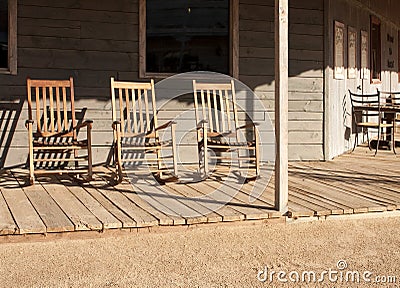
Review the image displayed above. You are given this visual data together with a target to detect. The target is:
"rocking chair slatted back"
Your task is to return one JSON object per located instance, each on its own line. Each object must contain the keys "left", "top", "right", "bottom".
{"left": 26, "top": 77, "right": 93, "bottom": 185}
{"left": 192, "top": 79, "right": 260, "bottom": 179}
{"left": 27, "top": 78, "right": 76, "bottom": 137}
{"left": 193, "top": 80, "right": 238, "bottom": 135}
{"left": 111, "top": 77, "right": 158, "bottom": 138}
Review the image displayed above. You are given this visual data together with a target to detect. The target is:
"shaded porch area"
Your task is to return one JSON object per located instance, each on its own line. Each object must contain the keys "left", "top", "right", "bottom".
{"left": 0, "top": 147, "right": 400, "bottom": 236}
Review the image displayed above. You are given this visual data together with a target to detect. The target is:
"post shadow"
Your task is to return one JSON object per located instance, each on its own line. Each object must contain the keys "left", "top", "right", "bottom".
{"left": 0, "top": 98, "right": 23, "bottom": 169}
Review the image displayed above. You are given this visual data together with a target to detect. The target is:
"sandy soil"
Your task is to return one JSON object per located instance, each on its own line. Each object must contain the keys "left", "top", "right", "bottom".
{"left": 1, "top": 215, "right": 400, "bottom": 287}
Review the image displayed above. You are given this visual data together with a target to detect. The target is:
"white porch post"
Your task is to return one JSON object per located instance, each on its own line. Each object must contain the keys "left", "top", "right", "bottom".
{"left": 274, "top": 0, "right": 289, "bottom": 213}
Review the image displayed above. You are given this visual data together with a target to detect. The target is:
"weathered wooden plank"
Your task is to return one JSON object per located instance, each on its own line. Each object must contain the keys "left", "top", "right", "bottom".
{"left": 95, "top": 168, "right": 181, "bottom": 226}
{"left": 121, "top": 185, "right": 178, "bottom": 226}
{"left": 288, "top": 183, "right": 346, "bottom": 215}
{"left": 42, "top": 179, "right": 103, "bottom": 231}
{"left": 107, "top": 164, "right": 211, "bottom": 224}
{"left": 268, "top": 181, "right": 318, "bottom": 217}
{"left": 0, "top": 190, "right": 17, "bottom": 235}
{"left": 239, "top": 58, "right": 323, "bottom": 78}
{"left": 93, "top": 172, "right": 159, "bottom": 228}
{"left": 0, "top": 170, "right": 21, "bottom": 188}
{"left": 83, "top": 180, "right": 138, "bottom": 228}
{"left": 204, "top": 179, "right": 270, "bottom": 220}
{"left": 2, "top": 188, "right": 46, "bottom": 234}
{"left": 59, "top": 176, "right": 123, "bottom": 230}
{"left": 293, "top": 163, "right": 388, "bottom": 213}
{"left": 99, "top": 179, "right": 183, "bottom": 227}
{"left": 19, "top": 5, "right": 136, "bottom": 24}
{"left": 19, "top": 48, "right": 138, "bottom": 71}
{"left": 98, "top": 189, "right": 158, "bottom": 228}
{"left": 137, "top": 182, "right": 209, "bottom": 225}
{"left": 170, "top": 175, "right": 253, "bottom": 222}
{"left": 288, "top": 144, "right": 324, "bottom": 160}
{"left": 227, "top": 173, "right": 282, "bottom": 219}
{"left": 23, "top": 184, "right": 75, "bottom": 233}
{"left": 186, "top": 181, "right": 246, "bottom": 222}
{"left": 288, "top": 176, "right": 353, "bottom": 214}
{"left": 133, "top": 176, "right": 208, "bottom": 225}
{"left": 288, "top": 189, "right": 332, "bottom": 216}
{"left": 165, "top": 183, "right": 224, "bottom": 223}
{"left": 300, "top": 161, "right": 400, "bottom": 210}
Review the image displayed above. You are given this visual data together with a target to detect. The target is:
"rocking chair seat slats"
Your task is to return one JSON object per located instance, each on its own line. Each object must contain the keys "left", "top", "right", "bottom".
{"left": 121, "top": 139, "right": 173, "bottom": 148}
{"left": 33, "top": 139, "right": 88, "bottom": 147}
{"left": 207, "top": 138, "right": 256, "bottom": 147}
{"left": 26, "top": 77, "right": 93, "bottom": 185}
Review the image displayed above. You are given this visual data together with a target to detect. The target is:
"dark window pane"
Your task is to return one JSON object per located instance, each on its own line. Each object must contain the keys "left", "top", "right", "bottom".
{"left": 146, "top": 0, "right": 229, "bottom": 74}
{"left": 371, "top": 21, "right": 381, "bottom": 80}
{"left": 0, "top": 0, "right": 7, "bottom": 68}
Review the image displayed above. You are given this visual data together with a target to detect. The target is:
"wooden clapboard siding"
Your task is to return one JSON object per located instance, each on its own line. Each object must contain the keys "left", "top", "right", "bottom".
{"left": 0, "top": 0, "right": 326, "bottom": 167}
{"left": 2, "top": 0, "right": 400, "bottom": 169}
{"left": 325, "top": 0, "right": 400, "bottom": 160}
{"left": 239, "top": 0, "right": 324, "bottom": 160}
{"left": 0, "top": 0, "right": 140, "bottom": 168}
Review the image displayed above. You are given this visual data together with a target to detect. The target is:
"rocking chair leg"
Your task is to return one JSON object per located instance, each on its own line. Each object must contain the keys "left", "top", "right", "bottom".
{"left": 197, "top": 145, "right": 202, "bottom": 169}
{"left": 255, "top": 128, "right": 260, "bottom": 176}
{"left": 29, "top": 154, "right": 35, "bottom": 185}
{"left": 116, "top": 129, "right": 123, "bottom": 183}
{"left": 87, "top": 149, "right": 93, "bottom": 180}
{"left": 171, "top": 123, "right": 178, "bottom": 176}
{"left": 28, "top": 123, "right": 35, "bottom": 185}
{"left": 74, "top": 149, "right": 79, "bottom": 169}
{"left": 202, "top": 125, "right": 208, "bottom": 176}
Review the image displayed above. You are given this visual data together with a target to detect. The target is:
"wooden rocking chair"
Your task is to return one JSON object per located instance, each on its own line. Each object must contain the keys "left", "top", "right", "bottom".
{"left": 110, "top": 77, "right": 178, "bottom": 182}
{"left": 192, "top": 79, "right": 260, "bottom": 180}
{"left": 26, "top": 77, "right": 93, "bottom": 185}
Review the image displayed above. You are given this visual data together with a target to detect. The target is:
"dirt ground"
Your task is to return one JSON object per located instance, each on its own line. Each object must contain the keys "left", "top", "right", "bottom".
{"left": 1, "top": 215, "right": 400, "bottom": 287}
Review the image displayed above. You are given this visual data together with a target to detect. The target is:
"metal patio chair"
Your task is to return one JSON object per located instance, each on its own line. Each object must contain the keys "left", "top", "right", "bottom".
{"left": 349, "top": 89, "right": 395, "bottom": 155}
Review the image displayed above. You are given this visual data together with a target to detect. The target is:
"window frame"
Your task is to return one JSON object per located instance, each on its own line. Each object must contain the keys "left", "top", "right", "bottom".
{"left": 398, "top": 30, "right": 400, "bottom": 83}
{"left": 0, "top": 0, "right": 17, "bottom": 75}
{"left": 138, "top": 0, "right": 238, "bottom": 79}
{"left": 370, "top": 15, "right": 381, "bottom": 84}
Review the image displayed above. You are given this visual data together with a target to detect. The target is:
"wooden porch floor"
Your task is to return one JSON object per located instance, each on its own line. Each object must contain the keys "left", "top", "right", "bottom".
{"left": 1, "top": 147, "right": 400, "bottom": 236}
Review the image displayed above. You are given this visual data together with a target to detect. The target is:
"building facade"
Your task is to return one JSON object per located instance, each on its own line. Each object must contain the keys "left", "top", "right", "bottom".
{"left": 0, "top": 0, "right": 399, "bottom": 168}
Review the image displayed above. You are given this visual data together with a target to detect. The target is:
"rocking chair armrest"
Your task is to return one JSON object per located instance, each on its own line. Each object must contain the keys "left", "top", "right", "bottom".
{"left": 236, "top": 122, "right": 259, "bottom": 130}
{"left": 74, "top": 119, "right": 93, "bottom": 131}
{"left": 25, "top": 119, "right": 34, "bottom": 129}
{"left": 155, "top": 120, "right": 176, "bottom": 131}
{"left": 196, "top": 120, "right": 208, "bottom": 130}
{"left": 112, "top": 120, "right": 121, "bottom": 130}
